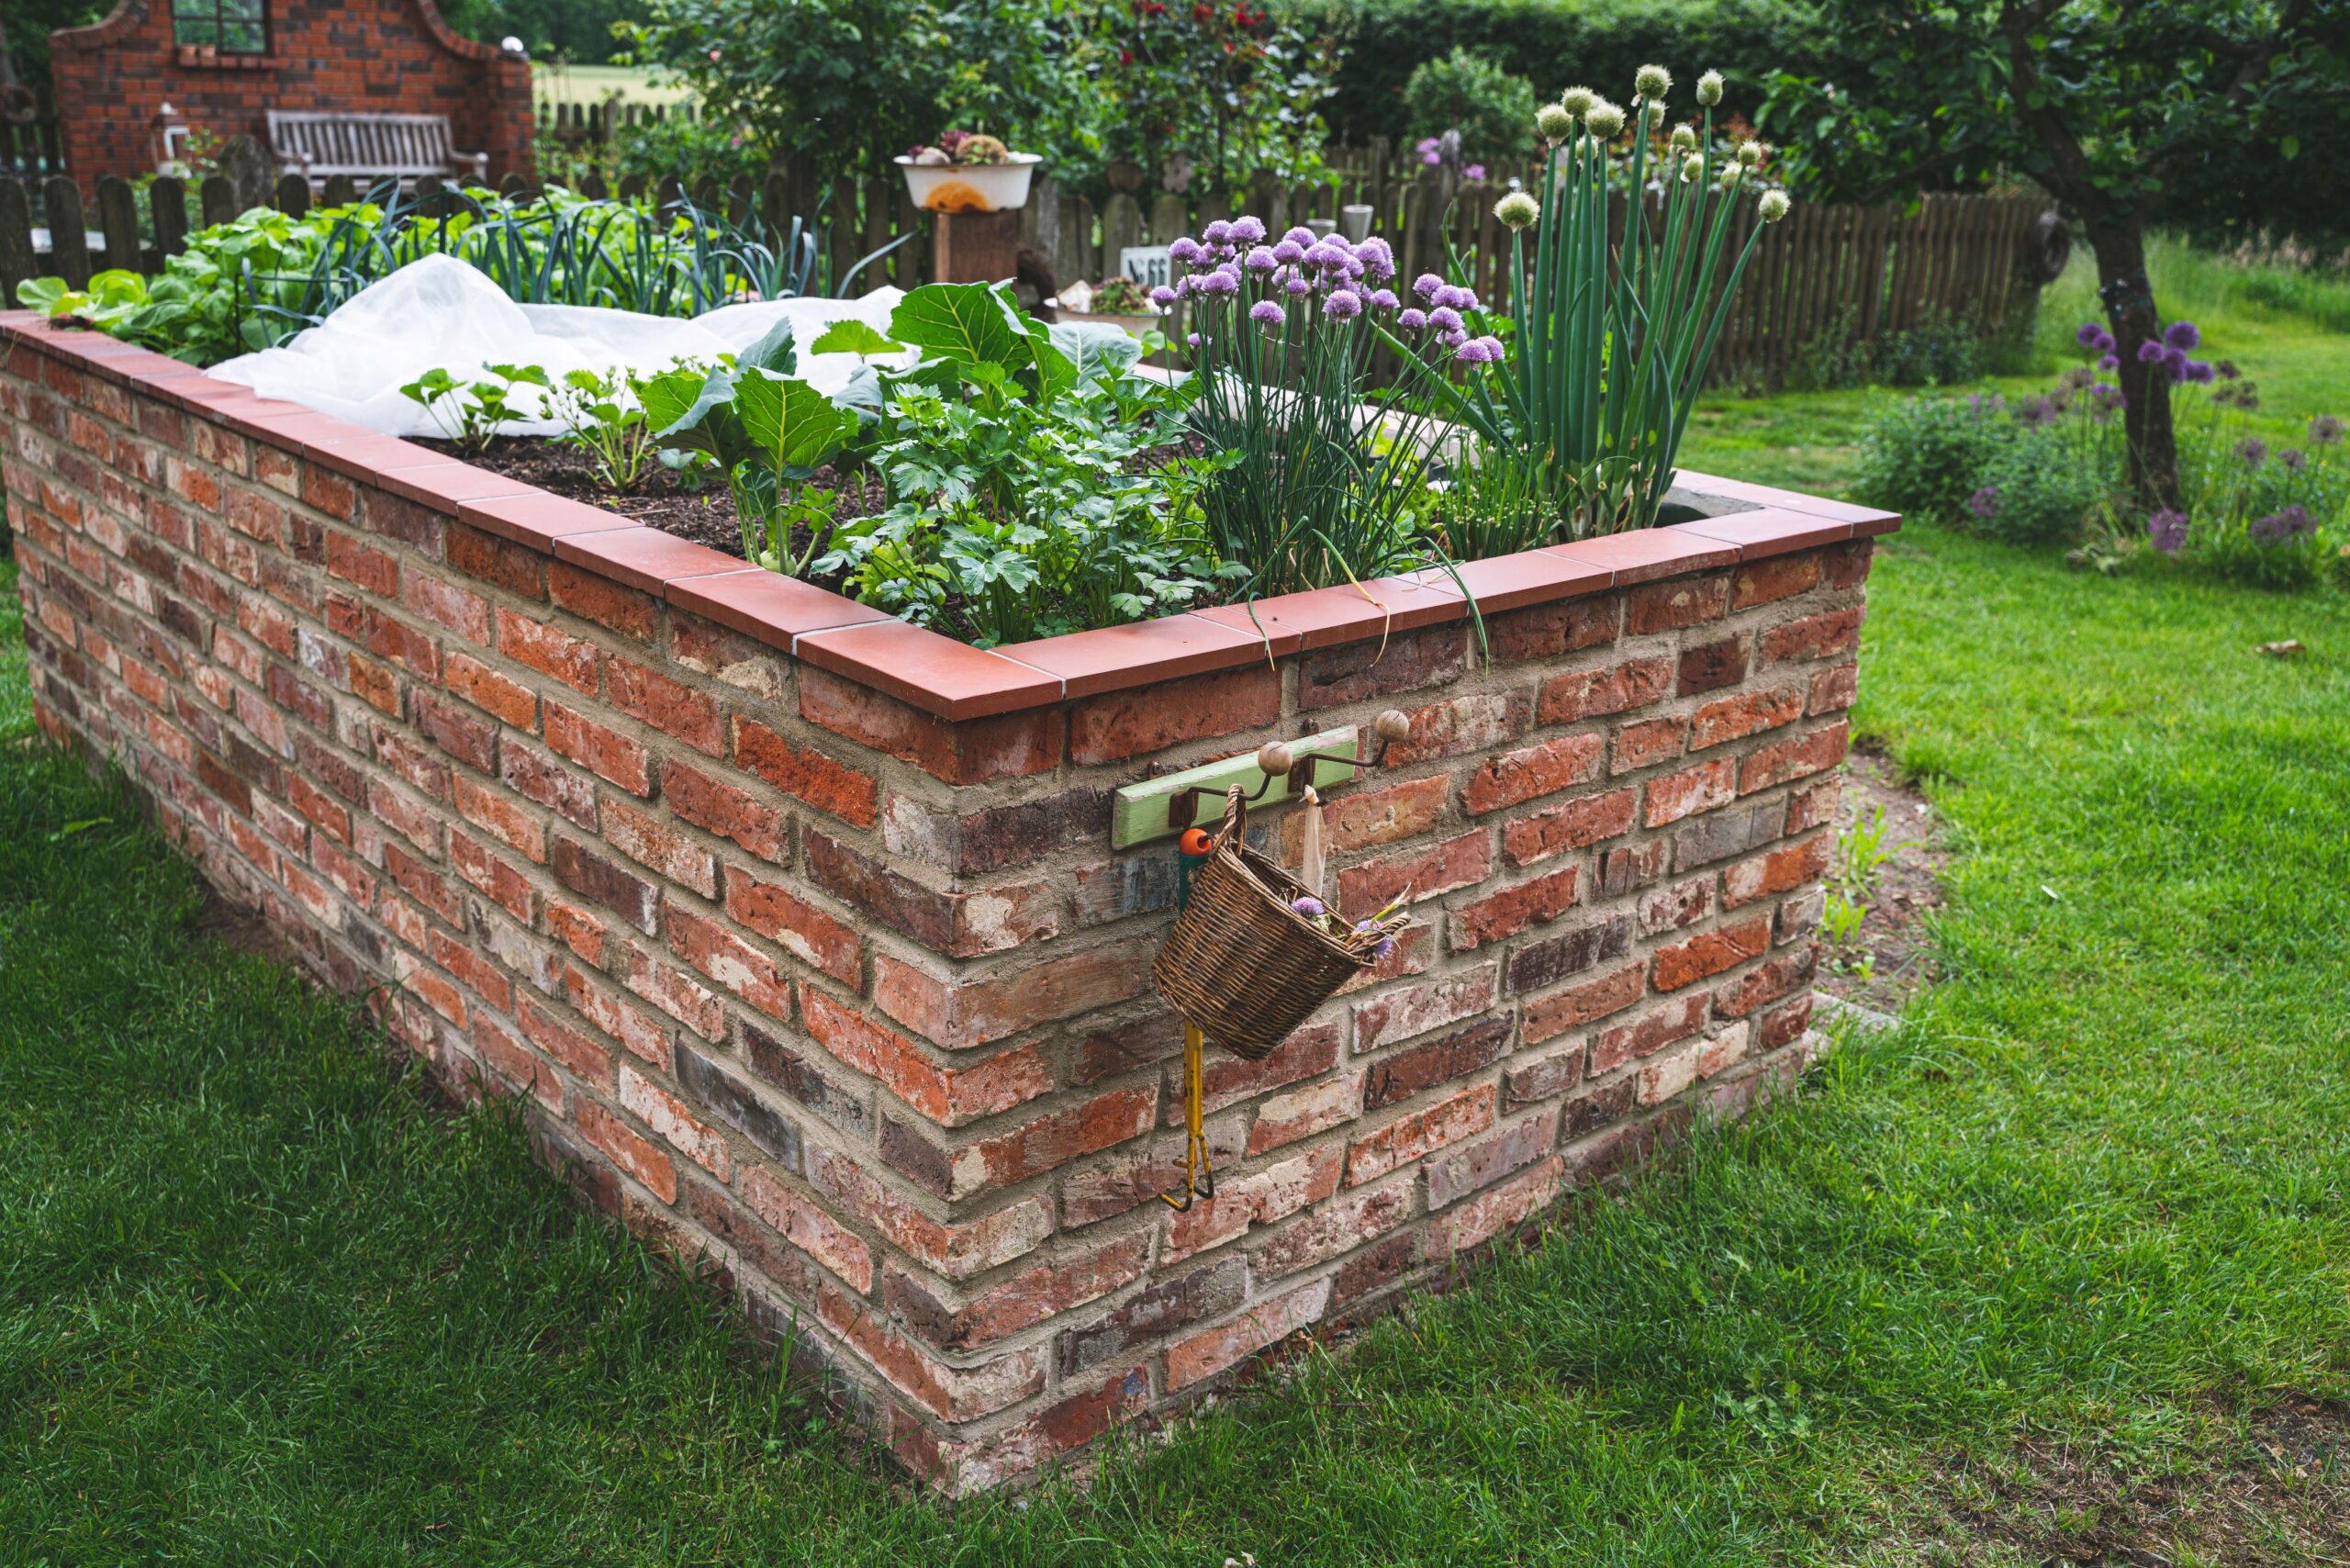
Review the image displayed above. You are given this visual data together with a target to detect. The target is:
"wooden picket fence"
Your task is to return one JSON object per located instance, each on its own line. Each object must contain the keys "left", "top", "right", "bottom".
{"left": 0, "top": 143, "right": 2054, "bottom": 384}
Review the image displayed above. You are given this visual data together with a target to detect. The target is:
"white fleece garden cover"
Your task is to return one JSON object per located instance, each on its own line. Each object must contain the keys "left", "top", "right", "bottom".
{"left": 206, "top": 252, "right": 912, "bottom": 438}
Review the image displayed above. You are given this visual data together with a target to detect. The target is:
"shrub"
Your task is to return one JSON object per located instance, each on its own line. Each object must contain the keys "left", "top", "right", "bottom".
{"left": 1307, "top": 0, "right": 1831, "bottom": 145}
{"left": 1400, "top": 48, "right": 1539, "bottom": 168}
{"left": 1852, "top": 393, "right": 2012, "bottom": 523}
{"left": 1968, "top": 427, "right": 2105, "bottom": 545}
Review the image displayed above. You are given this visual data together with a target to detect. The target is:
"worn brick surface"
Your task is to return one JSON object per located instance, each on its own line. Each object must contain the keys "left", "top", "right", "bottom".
{"left": 5, "top": 338, "right": 1863, "bottom": 1495}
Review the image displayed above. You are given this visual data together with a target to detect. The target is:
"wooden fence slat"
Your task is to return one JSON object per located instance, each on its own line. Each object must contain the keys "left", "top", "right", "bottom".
{"left": 43, "top": 175, "right": 90, "bottom": 291}
{"left": 0, "top": 180, "right": 36, "bottom": 297}
{"left": 95, "top": 176, "right": 141, "bottom": 275}
{"left": 274, "top": 174, "right": 310, "bottom": 218}
{"left": 198, "top": 175, "right": 238, "bottom": 230}
{"left": 148, "top": 175, "right": 188, "bottom": 270}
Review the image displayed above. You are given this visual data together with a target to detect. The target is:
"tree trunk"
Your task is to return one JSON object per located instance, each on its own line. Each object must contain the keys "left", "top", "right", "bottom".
{"left": 2083, "top": 215, "right": 2180, "bottom": 510}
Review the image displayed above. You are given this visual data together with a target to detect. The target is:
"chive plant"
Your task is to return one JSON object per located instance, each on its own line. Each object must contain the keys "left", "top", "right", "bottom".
{"left": 1438, "top": 66, "right": 1793, "bottom": 542}
{"left": 1165, "top": 219, "right": 1495, "bottom": 599}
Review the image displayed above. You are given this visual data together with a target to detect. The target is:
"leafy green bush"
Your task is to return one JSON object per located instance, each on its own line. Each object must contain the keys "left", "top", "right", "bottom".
{"left": 1308, "top": 0, "right": 1830, "bottom": 145}
{"left": 1969, "top": 427, "right": 2104, "bottom": 544}
{"left": 1401, "top": 48, "right": 1539, "bottom": 168}
{"left": 2176, "top": 414, "right": 2350, "bottom": 591}
{"left": 1851, "top": 392, "right": 2013, "bottom": 523}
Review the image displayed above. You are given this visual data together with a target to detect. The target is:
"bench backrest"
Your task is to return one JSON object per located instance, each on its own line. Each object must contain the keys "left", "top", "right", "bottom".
{"left": 267, "top": 111, "right": 457, "bottom": 175}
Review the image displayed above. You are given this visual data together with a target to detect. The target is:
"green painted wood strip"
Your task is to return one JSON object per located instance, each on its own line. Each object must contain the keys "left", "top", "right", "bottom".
{"left": 1110, "top": 726, "right": 1361, "bottom": 849}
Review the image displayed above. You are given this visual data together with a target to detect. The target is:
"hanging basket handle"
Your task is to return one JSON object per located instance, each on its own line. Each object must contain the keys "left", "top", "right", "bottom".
{"left": 1211, "top": 784, "right": 1247, "bottom": 852}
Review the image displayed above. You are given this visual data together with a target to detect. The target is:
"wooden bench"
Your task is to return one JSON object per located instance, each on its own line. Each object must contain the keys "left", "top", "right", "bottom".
{"left": 266, "top": 111, "right": 487, "bottom": 188}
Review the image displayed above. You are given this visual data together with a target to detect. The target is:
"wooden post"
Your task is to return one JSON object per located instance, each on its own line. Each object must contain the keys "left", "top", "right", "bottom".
{"left": 0, "top": 180, "right": 36, "bottom": 297}
{"left": 274, "top": 174, "right": 310, "bottom": 218}
{"left": 931, "top": 208, "right": 1024, "bottom": 285}
{"left": 322, "top": 174, "right": 356, "bottom": 208}
{"left": 199, "top": 174, "right": 238, "bottom": 228}
{"left": 95, "top": 176, "right": 140, "bottom": 274}
{"left": 44, "top": 176, "right": 90, "bottom": 290}
{"left": 150, "top": 175, "right": 188, "bottom": 269}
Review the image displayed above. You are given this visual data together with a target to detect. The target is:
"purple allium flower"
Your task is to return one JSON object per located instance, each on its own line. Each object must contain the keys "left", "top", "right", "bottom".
{"left": 2184, "top": 359, "right": 2214, "bottom": 384}
{"left": 1464, "top": 162, "right": 1486, "bottom": 181}
{"left": 2146, "top": 508, "right": 2188, "bottom": 554}
{"left": 1397, "top": 308, "right": 1427, "bottom": 330}
{"left": 1148, "top": 285, "right": 1178, "bottom": 307}
{"left": 2281, "top": 447, "right": 2308, "bottom": 471}
{"left": 1323, "top": 288, "right": 1363, "bottom": 320}
{"left": 1169, "top": 236, "right": 1203, "bottom": 264}
{"left": 2091, "top": 327, "right": 2115, "bottom": 353}
{"left": 2217, "top": 359, "right": 2242, "bottom": 380}
{"left": 1271, "top": 239, "right": 1305, "bottom": 264}
{"left": 1284, "top": 275, "right": 1313, "bottom": 297}
{"left": 2160, "top": 346, "right": 2188, "bottom": 384}
{"left": 1194, "top": 269, "right": 1237, "bottom": 297}
{"left": 2099, "top": 353, "right": 2119, "bottom": 372}
{"left": 1248, "top": 299, "right": 1284, "bottom": 327}
{"left": 1291, "top": 894, "right": 1325, "bottom": 916}
{"left": 1202, "top": 219, "right": 1232, "bottom": 246}
{"left": 1353, "top": 239, "right": 1396, "bottom": 282}
{"left": 2310, "top": 414, "right": 2344, "bottom": 446}
{"left": 1244, "top": 245, "right": 1278, "bottom": 273}
{"left": 1369, "top": 287, "right": 1399, "bottom": 309}
{"left": 2135, "top": 339, "right": 2166, "bottom": 364}
{"left": 1412, "top": 272, "right": 1445, "bottom": 300}
{"left": 1229, "top": 216, "right": 1266, "bottom": 244}
{"left": 1416, "top": 136, "right": 1439, "bottom": 156}
{"left": 2251, "top": 504, "right": 2314, "bottom": 543}
{"left": 1421, "top": 147, "right": 1441, "bottom": 166}
{"left": 1428, "top": 306, "right": 1463, "bottom": 332}
{"left": 2075, "top": 321, "right": 2105, "bottom": 348}
{"left": 2236, "top": 436, "right": 2267, "bottom": 465}
{"left": 1186, "top": 331, "right": 1203, "bottom": 346}
{"left": 2091, "top": 381, "right": 2123, "bottom": 408}
{"left": 2163, "top": 319, "right": 2199, "bottom": 351}
{"left": 1369, "top": 935, "right": 1395, "bottom": 960}
{"left": 1966, "top": 485, "right": 2001, "bottom": 519}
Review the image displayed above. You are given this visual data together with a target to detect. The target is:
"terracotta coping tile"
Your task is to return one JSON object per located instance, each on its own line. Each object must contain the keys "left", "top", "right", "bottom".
{"left": 665, "top": 569, "right": 892, "bottom": 654}
{"left": 374, "top": 460, "right": 539, "bottom": 512}
{"left": 1673, "top": 469, "right": 1888, "bottom": 526}
{"left": 551, "top": 525, "right": 756, "bottom": 596}
{"left": 458, "top": 490, "right": 634, "bottom": 551}
{"left": 796, "top": 618, "right": 1065, "bottom": 721}
{"left": 1548, "top": 528, "right": 1740, "bottom": 584}
{"left": 1665, "top": 508, "right": 1852, "bottom": 559}
{"left": 1404, "top": 549, "right": 1615, "bottom": 615}
{"left": 244, "top": 410, "right": 375, "bottom": 454}
{"left": 300, "top": 432, "right": 450, "bottom": 486}
{"left": 1190, "top": 573, "right": 1463, "bottom": 656}
{"left": 1848, "top": 508, "right": 1904, "bottom": 539}
{"left": 993, "top": 612, "right": 1267, "bottom": 700}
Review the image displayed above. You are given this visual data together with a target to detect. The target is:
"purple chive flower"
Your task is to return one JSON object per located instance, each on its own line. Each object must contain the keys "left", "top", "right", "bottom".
{"left": 2163, "top": 320, "right": 2199, "bottom": 351}
{"left": 1464, "top": 163, "right": 1486, "bottom": 181}
{"left": 1244, "top": 245, "right": 1278, "bottom": 273}
{"left": 1271, "top": 239, "right": 1305, "bottom": 264}
{"left": 1194, "top": 270, "right": 1238, "bottom": 297}
{"left": 2075, "top": 321, "right": 2105, "bottom": 348}
{"left": 1186, "top": 331, "right": 1203, "bottom": 346}
{"left": 2161, "top": 346, "right": 2189, "bottom": 384}
{"left": 1284, "top": 275, "right": 1313, "bottom": 297}
{"left": 1370, "top": 936, "right": 1395, "bottom": 960}
{"left": 1435, "top": 284, "right": 1478, "bottom": 312}
{"left": 1148, "top": 285, "right": 1177, "bottom": 307}
{"left": 2146, "top": 508, "right": 2188, "bottom": 554}
{"left": 1966, "top": 484, "right": 2001, "bottom": 520}
{"left": 1416, "top": 136, "right": 1439, "bottom": 155}
{"left": 2309, "top": 414, "right": 2344, "bottom": 446}
{"left": 1354, "top": 237, "right": 1396, "bottom": 280}
{"left": 1412, "top": 272, "right": 1445, "bottom": 300}
{"left": 1441, "top": 328, "right": 1467, "bottom": 348}
{"left": 2091, "top": 328, "right": 2116, "bottom": 353}
{"left": 2251, "top": 504, "right": 2314, "bottom": 543}
{"left": 2184, "top": 359, "right": 2214, "bottom": 384}
{"left": 1369, "top": 287, "right": 1399, "bottom": 309}
{"left": 1304, "top": 240, "right": 1352, "bottom": 271}
{"left": 1229, "top": 216, "right": 1267, "bottom": 244}
{"left": 1248, "top": 299, "right": 1284, "bottom": 327}
{"left": 1428, "top": 306, "right": 1463, "bottom": 332}
{"left": 1292, "top": 894, "right": 1325, "bottom": 917}
{"left": 1421, "top": 147, "right": 1441, "bottom": 166}
{"left": 1281, "top": 226, "right": 1315, "bottom": 247}
{"left": 2281, "top": 447, "right": 2308, "bottom": 471}
{"left": 2236, "top": 437, "right": 2267, "bottom": 465}
{"left": 1323, "top": 288, "right": 1364, "bottom": 320}
{"left": 1169, "top": 236, "right": 1203, "bottom": 264}
{"left": 1202, "top": 219, "right": 1233, "bottom": 246}
{"left": 1398, "top": 308, "right": 1427, "bottom": 330}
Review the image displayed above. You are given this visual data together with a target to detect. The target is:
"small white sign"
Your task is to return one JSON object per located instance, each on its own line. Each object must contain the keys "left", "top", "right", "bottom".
{"left": 1120, "top": 246, "right": 1172, "bottom": 287}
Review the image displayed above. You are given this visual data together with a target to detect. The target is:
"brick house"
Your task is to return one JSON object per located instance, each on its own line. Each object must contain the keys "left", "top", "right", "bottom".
{"left": 49, "top": 0, "right": 532, "bottom": 184}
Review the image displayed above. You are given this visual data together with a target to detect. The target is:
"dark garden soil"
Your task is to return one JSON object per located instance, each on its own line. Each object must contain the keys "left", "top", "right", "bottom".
{"left": 1815, "top": 745, "right": 1949, "bottom": 1017}
{"left": 1906, "top": 1397, "right": 2350, "bottom": 1566}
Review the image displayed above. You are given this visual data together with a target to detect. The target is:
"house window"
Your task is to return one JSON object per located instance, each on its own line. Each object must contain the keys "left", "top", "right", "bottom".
{"left": 173, "top": 0, "right": 267, "bottom": 53}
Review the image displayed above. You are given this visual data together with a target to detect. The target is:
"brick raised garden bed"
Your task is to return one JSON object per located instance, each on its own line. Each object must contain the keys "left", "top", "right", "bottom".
{"left": 0, "top": 312, "right": 1895, "bottom": 1493}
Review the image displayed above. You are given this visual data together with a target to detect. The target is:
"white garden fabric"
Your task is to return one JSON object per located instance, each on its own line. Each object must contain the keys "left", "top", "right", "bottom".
{"left": 206, "top": 253, "right": 912, "bottom": 438}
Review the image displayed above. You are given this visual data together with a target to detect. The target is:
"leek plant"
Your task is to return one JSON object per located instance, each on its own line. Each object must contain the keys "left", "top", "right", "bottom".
{"left": 1435, "top": 66, "right": 1793, "bottom": 541}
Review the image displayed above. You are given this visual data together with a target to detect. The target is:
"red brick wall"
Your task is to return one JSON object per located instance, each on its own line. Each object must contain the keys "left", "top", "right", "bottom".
{"left": 50, "top": 0, "right": 532, "bottom": 184}
{"left": 2, "top": 319, "right": 1874, "bottom": 1494}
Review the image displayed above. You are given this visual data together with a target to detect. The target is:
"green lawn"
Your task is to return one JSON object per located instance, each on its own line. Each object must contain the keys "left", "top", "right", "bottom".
{"left": 6, "top": 241, "right": 2350, "bottom": 1563}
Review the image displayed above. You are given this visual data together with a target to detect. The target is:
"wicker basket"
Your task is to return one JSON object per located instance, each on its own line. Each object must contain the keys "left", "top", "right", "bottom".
{"left": 1153, "top": 791, "right": 1379, "bottom": 1061}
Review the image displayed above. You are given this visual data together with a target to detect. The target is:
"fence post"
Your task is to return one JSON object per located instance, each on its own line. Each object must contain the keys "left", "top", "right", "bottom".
{"left": 1147, "top": 192, "right": 1185, "bottom": 246}
{"left": 274, "top": 174, "right": 310, "bottom": 217}
{"left": 43, "top": 176, "right": 90, "bottom": 290}
{"left": 1102, "top": 193, "right": 1142, "bottom": 272}
{"left": 147, "top": 175, "right": 188, "bottom": 269}
{"left": 0, "top": 180, "right": 35, "bottom": 297}
{"left": 199, "top": 175, "right": 238, "bottom": 228}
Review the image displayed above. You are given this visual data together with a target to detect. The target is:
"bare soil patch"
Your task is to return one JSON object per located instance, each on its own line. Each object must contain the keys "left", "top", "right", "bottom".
{"left": 1905, "top": 1398, "right": 2350, "bottom": 1567}
{"left": 1817, "top": 745, "right": 1949, "bottom": 1015}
